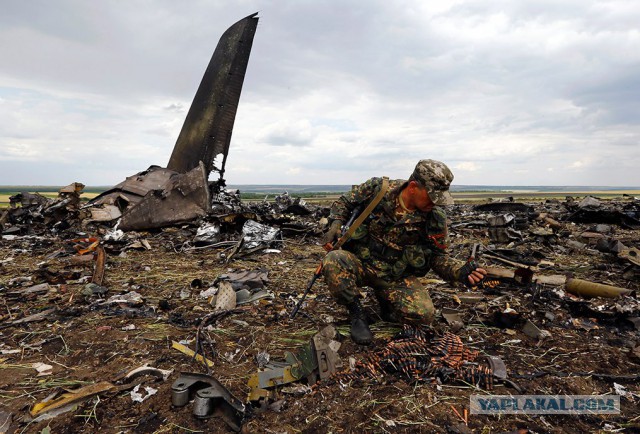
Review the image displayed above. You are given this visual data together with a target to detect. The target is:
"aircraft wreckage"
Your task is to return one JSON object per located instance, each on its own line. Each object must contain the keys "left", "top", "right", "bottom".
{"left": 88, "top": 13, "right": 259, "bottom": 231}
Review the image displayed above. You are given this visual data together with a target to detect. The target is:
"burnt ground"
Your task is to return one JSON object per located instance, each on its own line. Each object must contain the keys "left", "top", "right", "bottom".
{"left": 1, "top": 198, "right": 640, "bottom": 434}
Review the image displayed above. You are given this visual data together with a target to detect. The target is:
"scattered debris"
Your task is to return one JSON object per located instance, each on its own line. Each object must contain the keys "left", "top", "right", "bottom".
{"left": 0, "top": 410, "right": 12, "bottom": 434}
{"left": 29, "top": 382, "right": 115, "bottom": 420}
{"left": 172, "top": 341, "right": 215, "bottom": 369}
{"left": 130, "top": 384, "right": 157, "bottom": 403}
{"left": 171, "top": 372, "right": 245, "bottom": 432}
{"left": 32, "top": 362, "right": 53, "bottom": 376}
{"left": 248, "top": 325, "right": 342, "bottom": 403}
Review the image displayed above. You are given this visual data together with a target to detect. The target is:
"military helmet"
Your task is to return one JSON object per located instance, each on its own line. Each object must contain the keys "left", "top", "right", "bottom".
{"left": 411, "top": 159, "right": 454, "bottom": 206}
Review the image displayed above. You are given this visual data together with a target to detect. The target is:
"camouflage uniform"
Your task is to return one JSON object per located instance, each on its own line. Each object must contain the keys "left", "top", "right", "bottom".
{"left": 322, "top": 174, "right": 464, "bottom": 325}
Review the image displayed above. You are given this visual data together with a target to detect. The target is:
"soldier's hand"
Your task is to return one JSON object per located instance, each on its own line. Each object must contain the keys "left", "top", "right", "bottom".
{"left": 458, "top": 263, "right": 487, "bottom": 287}
{"left": 321, "top": 220, "right": 343, "bottom": 249}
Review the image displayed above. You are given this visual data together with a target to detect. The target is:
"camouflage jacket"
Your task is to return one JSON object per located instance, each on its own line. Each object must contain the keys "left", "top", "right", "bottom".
{"left": 329, "top": 177, "right": 463, "bottom": 282}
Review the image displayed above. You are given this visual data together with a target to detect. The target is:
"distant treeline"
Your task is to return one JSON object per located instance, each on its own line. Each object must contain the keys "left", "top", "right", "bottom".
{"left": 239, "top": 191, "right": 341, "bottom": 200}
{"left": 0, "top": 186, "right": 108, "bottom": 195}
{"left": 1, "top": 184, "right": 638, "bottom": 196}
{"left": 227, "top": 185, "right": 351, "bottom": 193}
{"left": 229, "top": 185, "right": 640, "bottom": 194}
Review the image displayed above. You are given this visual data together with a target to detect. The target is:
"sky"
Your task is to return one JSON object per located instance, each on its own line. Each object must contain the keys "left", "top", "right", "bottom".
{"left": 1, "top": 0, "right": 639, "bottom": 187}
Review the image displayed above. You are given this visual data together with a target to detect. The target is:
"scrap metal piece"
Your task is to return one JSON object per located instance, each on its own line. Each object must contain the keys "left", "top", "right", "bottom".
{"left": 167, "top": 12, "right": 259, "bottom": 178}
{"left": 485, "top": 356, "right": 507, "bottom": 380}
{"left": 241, "top": 220, "right": 281, "bottom": 250}
{"left": 92, "top": 245, "right": 106, "bottom": 286}
{"left": 121, "top": 365, "right": 173, "bottom": 383}
{"left": 596, "top": 238, "right": 626, "bottom": 254}
{"left": 474, "top": 203, "right": 534, "bottom": 213}
{"left": 171, "top": 341, "right": 214, "bottom": 368}
{"left": 248, "top": 325, "right": 341, "bottom": 402}
{"left": 3, "top": 308, "right": 56, "bottom": 329}
{"left": 619, "top": 247, "right": 640, "bottom": 267}
{"left": 256, "top": 365, "right": 299, "bottom": 389}
{"left": 578, "top": 196, "right": 601, "bottom": 209}
{"left": 312, "top": 325, "right": 342, "bottom": 380}
{"left": 194, "top": 222, "right": 221, "bottom": 245}
{"left": 488, "top": 227, "right": 522, "bottom": 243}
{"left": 171, "top": 373, "right": 245, "bottom": 432}
{"left": 442, "top": 308, "right": 464, "bottom": 331}
{"left": 0, "top": 409, "right": 12, "bottom": 434}
{"left": 119, "top": 162, "right": 211, "bottom": 231}
{"left": 217, "top": 268, "right": 269, "bottom": 291}
{"left": 522, "top": 320, "right": 549, "bottom": 340}
{"left": 487, "top": 213, "right": 515, "bottom": 227}
{"left": 29, "top": 381, "right": 115, "bottom": 418}
{"left": 89, "top": 165, "right": 176, "bottom": 209}
{"left": 627, "top": 317, "right": 640, "bottom": 331}
{"left": 6, "top": 283, "right": 50, "bottom": 298}
{"left": 568, "top": 208, "right": 640, "bottom": 230}
{"left": 214, "top": 281, "right": 236, "bottom": 311}
{"left": 246, "top": 362, "right": 299, "bottom": 402}
{"left": 88, "top": 164, "right": 210, "bottom": 231}
{"left": 72, "top": 237, "right": 99, "bottom": 255}
{"left": 59, "top": 182, "right": 85, "bottom": 195}
{"left": 86, "top": 205, "right": 122, "bottom": 223}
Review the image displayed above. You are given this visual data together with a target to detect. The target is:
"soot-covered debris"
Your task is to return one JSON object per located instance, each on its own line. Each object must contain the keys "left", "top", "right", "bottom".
{"left": 0, "top": 195, "right": 639, "bottom": 433}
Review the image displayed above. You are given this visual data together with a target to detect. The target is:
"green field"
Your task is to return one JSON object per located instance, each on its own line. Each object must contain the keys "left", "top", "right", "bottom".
{"left": 1, "top": 186, "right": 637, "bottom": 208}
{"left": 0, "top": 189, "right": 101, "bottom": 208}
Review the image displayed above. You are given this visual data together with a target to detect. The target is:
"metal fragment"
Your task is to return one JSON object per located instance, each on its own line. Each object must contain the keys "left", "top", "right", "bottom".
{"left": 171, "top": 373, "right": 245, "bottom": 432}
{"left": 619, "top": 247, "right": 640, "bottom": 267}
{"left": 119, "top": 162, "right": 211, "bottom": 231}
{"left": 485, "top": 356, "right": 508, "bottom": 380}
{"left": 171, "top": 341, "right": 214, "bottom": 368}
{"left": 30, "top": 381, "right": 115, "bottom": 417}
{"left": 92, "top": 245, "right": 106, "bottom": 286}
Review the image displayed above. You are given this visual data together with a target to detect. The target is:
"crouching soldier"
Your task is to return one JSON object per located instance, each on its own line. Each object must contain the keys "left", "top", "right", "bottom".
{"left": 322, "top": 159, "right": 486, "bottom": 345}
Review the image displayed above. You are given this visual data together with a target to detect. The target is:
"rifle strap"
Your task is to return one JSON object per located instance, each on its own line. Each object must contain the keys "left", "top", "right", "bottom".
{"left": 334, "top": 177, "right": 389, "bottom": 250}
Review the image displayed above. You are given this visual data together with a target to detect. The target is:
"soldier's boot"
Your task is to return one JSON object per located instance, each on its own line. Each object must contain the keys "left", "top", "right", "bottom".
{"left": 376, "top": 295, "right": 396, "bottom": 323}
{"left": 346, "top": 298, "right": 373, "bottom": 345}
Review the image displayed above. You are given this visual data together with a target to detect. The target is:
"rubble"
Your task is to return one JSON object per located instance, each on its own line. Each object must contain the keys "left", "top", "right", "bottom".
{"left": 1, "top": 194, "right": 639, "bottom": 432}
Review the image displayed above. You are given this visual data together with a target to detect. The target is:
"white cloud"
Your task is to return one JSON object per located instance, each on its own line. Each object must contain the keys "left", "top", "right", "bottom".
{"left": 455, "top": 162, "right": 480, "bottom": 171}
{"left": 0, "top": 0, "right": 639, "bottom": 186}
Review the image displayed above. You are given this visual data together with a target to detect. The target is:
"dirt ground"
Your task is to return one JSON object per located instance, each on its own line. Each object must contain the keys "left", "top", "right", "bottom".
{"left": 1, "top": 198, "right": 639, "bottom": 433}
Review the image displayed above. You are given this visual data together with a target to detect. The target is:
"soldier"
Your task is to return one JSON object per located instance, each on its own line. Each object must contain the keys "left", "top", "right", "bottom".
{"left": 322, "top": 160, "right": 486, "bottom": 345}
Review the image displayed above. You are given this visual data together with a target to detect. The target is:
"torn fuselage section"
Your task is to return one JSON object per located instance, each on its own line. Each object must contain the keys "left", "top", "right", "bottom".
{"left": 89, "top": 163, "right": 211, "bottom": 231}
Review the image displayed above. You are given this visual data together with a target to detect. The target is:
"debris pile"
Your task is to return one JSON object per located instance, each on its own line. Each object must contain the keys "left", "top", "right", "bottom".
{"left": 1, "top": 194, "right": 638, "bottom": 433}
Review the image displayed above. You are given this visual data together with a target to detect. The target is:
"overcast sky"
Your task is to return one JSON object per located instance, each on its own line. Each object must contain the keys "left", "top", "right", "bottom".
{"left": 1, "top": 0, "right": 639, "bottom": 187}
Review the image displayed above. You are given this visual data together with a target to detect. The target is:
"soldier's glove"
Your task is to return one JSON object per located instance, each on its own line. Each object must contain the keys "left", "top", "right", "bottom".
{"left": 321, "top": 220, "right": 343, "bottom": 250}
{"left": 458, "top": 260, "right": 483, "bottom": 287}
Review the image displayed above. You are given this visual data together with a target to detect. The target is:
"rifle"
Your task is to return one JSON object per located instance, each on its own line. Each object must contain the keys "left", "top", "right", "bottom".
{"left": 290, "top": 206, "right": 362, "bottom": 319}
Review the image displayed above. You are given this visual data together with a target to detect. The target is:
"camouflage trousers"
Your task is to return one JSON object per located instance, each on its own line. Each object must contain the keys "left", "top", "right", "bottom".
{"left": 322, "top": 250, "right": 435, "bottom": 325}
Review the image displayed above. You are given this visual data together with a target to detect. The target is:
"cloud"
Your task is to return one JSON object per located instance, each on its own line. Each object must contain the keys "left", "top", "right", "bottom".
{"left": 0, "top": 0, "right": 638, "bottom": 186}
{"left": 455, "top": 162, "right": 480, "bottom": 172}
